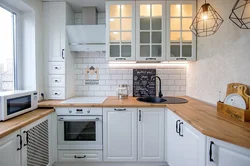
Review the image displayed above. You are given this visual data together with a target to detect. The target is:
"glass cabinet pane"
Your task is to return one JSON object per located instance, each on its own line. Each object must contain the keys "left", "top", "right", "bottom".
{"left": 110, "top": 5, "right": 120, "bottom": 17}
{"left": 152, "top": 45, "right": 162, "bottom": 57}
{"left": 152, "top": 32, "right": 162, "bottom": 43}
{"left": 140, "top": 5, "right": 150, "bottom": 17}
{"left": 110, "top": 19, "right": 120, "bottom": 31}
{"left": 110, "top": 32, "right": 120, "bottom": 41}
{"left": 140, "top": 45, "right": 150, "bottom": 57}
{"left": 171, "top": 4, "right": 181, "bottom": 17}
{"left": 182, "top": 18, "right": 192, "bottom": 30}
{"left": 140, "top": 32, "right": 150, "bottom": 43}
{"left": 171, "top": 18, "right": 181, "bottom": 30}
{"left": 182, "top": 5, "right": 192, "bottom": 17}
{"left": 182, "top": 45, "right": 192, "bottom": 57}
{"left": 152, "top": 18, "right": 162, "bottom": 30}
{"left": 110, "top": 45, "right": 120, "bottom": 57}
{"left": 152, "top": 5, "right": 162, "bottom": 17}
{"left": 170, "top": 45, "right": 180, "bottom": 57}
{"left": 122, "top": 18, "right": 132, "bottom": 30}
{"left": 121, "top": 5, "right": 132, "bottom": 17}
{"left": 182, "top": 32, "right": 192, "bottom": 41}
{"left": 121, "top": 45, "right": 131, "bottom": 57}
{"left": 122, "top": 32, "right": 132, "bottom": 41}
{"left": 140, "top": 18, "right": 150, "bottom": 30}
{"left": 171, "top": 32, "right": 181, "bottom": 41}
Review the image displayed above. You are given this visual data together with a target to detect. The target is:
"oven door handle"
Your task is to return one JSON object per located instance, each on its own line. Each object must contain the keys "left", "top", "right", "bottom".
{"left": 58, "top": 118, "right": 100, "bottom": 122}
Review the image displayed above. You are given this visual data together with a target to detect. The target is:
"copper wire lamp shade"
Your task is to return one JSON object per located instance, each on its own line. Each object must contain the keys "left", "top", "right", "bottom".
{"left": 229, "top": 0, "right": 250, "bottom": 29}
{"left": 190, "top": 1, "right": 224, "bottom": 37}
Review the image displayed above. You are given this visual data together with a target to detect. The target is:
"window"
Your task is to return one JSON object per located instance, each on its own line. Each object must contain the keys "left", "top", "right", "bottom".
{"left": 0, "top": 6, "right": 16, "bottom": 91}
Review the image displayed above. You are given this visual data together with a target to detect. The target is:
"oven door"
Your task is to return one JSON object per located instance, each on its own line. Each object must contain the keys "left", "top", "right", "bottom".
{"left": 57, "top": 116, "right": 102, "bottom": 150}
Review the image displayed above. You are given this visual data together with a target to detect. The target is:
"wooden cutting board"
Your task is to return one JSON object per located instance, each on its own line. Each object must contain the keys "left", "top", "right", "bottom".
{"left": 226, "top": 83, "right": 250, "bottom": 109}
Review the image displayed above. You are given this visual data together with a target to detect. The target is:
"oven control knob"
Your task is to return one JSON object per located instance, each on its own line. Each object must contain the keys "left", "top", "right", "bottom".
{"left": 87, "top": 110, "right": 90, "bottom": 113}
{"left": 69, "top": 110, "right": 72, "bottom": 113}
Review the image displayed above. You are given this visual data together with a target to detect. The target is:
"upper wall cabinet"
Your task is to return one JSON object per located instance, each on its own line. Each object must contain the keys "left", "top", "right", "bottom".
{"left": 106, "top": 1, "right": 136, "bottom": 61}
{"left": 136, "top": 1, "right": 165, "bottom": 61}
{"left": 166, "top": 1, "right": 196, "bottom": 61}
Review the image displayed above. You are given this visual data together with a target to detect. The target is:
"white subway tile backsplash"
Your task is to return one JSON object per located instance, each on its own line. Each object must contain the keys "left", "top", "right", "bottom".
{"left": 74, "top": 54, "right": 187, "bottom": 97}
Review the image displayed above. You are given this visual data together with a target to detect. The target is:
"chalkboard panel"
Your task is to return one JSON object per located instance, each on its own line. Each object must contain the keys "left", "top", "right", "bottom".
{"left": 133, "top": 69, "right": 156, "bottom": 97}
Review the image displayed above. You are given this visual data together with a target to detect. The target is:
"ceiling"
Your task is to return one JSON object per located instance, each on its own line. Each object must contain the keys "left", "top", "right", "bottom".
{"left": 42, "top": 0, "right": 106, "bottom": 12}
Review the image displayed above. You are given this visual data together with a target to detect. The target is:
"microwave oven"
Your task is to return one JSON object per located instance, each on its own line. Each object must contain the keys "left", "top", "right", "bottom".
{"left": 0, "top": 90, "right": 38, "bottom": 121}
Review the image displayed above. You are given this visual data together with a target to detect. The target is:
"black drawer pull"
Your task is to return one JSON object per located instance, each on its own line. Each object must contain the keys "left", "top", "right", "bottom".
{"left": 146, "top": 58, "right": 156, "bottom": 60}
{"left": 209, "top": 141, "right": 215, "bottom": 162}
{"left": 114, "top": 108, "right": 126, "bottom": 111}
{"left": 17, "top": 134, "right": 22, "bottom": 151}
{"left": 23, "top": 131, "right": 29, "bottom": 146}
{"left": 74, "top": 155, "right": 86, "bottom": 159}
{"left": 179, "top": 122, "right": 183, "bottom": 137}
{"left": 176, "top": 120, "right": 180, "bottom": 133}
{"left": 139, "top": 110, "right": 142, "bottom": 121}
{"left": 116, "top": 58, "right": 126, "bottom": 60}
{"left": 62, "top": 49, "right": 65, "bottom": 59}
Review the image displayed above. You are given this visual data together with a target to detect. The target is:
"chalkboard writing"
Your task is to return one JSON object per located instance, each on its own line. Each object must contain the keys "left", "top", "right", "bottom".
{"left": 133, "top": 69, "right": 156, "bottom": 97}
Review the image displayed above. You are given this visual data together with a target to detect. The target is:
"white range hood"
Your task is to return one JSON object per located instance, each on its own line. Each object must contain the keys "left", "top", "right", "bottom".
{"left": 66, "top": 25, "right": 106, "bottom": 52}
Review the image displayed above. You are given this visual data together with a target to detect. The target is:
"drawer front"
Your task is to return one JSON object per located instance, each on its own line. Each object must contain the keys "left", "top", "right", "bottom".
{"left": 48, "top": 75, "right": 65, "bottom": 87}
{"left": 49, "top": 62, "right": 65, "bottom": 74}
{"left": 48, "top": 87, "right": 65, "bottom": 99}
{"left": 58, "top": 150, "right": 103, "bottom": 162}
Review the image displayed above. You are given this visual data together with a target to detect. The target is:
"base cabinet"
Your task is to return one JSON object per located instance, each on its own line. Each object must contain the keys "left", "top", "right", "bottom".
{"left": 138, "top": 108, "right": 164, "bottom": 161}
{"left": 166, "top": 109, "right": 206, "bottom": 166}
{"left": 206, "top": 137, "right": 250, "bottom": 166}
{"left": 103, "top": 108, "right": 137, "bottom": 161}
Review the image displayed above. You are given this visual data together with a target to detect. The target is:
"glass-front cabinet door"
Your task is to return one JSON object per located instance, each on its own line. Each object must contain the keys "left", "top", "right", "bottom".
{"left": 106, "top": 1, "right": 136, "bottom": 61}
{"left": 166, "top": 1, "right": 196, "bottom": 61}
{"left": 136, "top": 1, "right": 165, "bottom": 61}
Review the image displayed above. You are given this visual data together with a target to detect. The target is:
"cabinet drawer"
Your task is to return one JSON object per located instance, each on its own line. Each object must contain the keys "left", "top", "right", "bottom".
{"left": 48, "top": 87, "right": 65, "bottom": 99}
{"left": 48, "top": 62, "right": 65, "bottom": 74}
{"left": 58, "top": 150, "right": 103, "bottom": 162}
{"left": 48, "top": 75, "right": 65, "bottom": 87}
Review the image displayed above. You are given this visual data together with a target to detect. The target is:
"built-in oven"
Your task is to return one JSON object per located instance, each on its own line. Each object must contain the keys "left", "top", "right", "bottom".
{"left": 57, "top": 107, "right": 103, "bottom": 150}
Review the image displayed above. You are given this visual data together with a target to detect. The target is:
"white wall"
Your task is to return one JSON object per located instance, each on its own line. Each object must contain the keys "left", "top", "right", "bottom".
{"left": 187, "top": 0, "right": 250, "bottom": 105}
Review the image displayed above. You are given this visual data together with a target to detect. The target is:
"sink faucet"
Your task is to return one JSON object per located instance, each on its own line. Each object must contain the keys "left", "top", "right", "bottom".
{"left": 152, "top": 76, "right": 163, "bottom": 98}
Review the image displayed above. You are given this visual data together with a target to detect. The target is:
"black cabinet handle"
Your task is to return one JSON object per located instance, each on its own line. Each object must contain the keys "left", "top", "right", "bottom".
{"left": 74, "top": 155, "right": 86, "bottom": 159}
{"left": 209, "top": 141, "right": 215, "bottom": 162}
{"left": 179, "top": 122, "right": 184, "bottom": 137}
{"left": 62, "top": 49, "right": 65, "bottom": 59}
{"left": 17, "top": 134, "right": 22, "bottom": 151}
{"left": 139, "top": 110, "right": 142, "bottom": 121}
{"left": 176, "top": 120, "right": 180, "bottom": 133}
{"left": 116, "top": 58, "right": 126, "bottom": 60}
{"left": 23, "top": 131, "right": 28, "bottom": 146}
{"left": 114, "top": 108, "right": 126, "bottom": 111}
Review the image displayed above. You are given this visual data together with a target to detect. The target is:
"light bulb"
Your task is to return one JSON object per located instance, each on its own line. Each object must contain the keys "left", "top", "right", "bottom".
{"left": 176, "top": 4, "right": 181, "bottom": 9}
{"left": 110, "top": 19, "right": 114, "bottom": 22}
{"left": 202, "top": 11, "right": 208, "bottom": 20}
{"left": 113, "top": 32, "right": 118, "bottom": 35}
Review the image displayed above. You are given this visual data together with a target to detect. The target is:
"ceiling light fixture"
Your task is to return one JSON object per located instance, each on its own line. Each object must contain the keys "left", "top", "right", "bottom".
{"left": 190, "top": 0, "right": 224, "bottom": 37}
{"left": 229, "top": 0, "right": 250, "bottom": 29}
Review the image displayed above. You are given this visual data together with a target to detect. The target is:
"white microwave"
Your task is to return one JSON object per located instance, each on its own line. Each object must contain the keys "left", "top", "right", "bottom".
{"left": 0, "top": 90, "right": 38, "bottom": 121}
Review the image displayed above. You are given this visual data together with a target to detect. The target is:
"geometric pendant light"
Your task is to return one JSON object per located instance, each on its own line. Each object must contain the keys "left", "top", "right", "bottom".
{"left": 190, "top": 0, "right": 224, "bottom": 37}
{"left": 229, "top": 0, "right": 250, "bottom": 29}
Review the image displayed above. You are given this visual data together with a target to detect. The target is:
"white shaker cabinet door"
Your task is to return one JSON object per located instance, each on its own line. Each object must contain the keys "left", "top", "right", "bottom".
{"left": 0, "top": 130, "right": 21, "bottom": 166}
{"left": 138, "top": 108, "right": 164, "bottom": 161}
{"left": 207, "top": 137, "right": 250, "bottom": 166}
{"left": 103, "top": 108, "right": 137, "bottom": 161}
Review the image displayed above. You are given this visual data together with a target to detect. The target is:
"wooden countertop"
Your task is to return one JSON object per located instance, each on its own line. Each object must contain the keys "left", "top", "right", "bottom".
{"left": 0, "top": 108, "right": 54, "bottom": 139}
{"left": 38, "top": 97, "right": 250, "bottom": 149}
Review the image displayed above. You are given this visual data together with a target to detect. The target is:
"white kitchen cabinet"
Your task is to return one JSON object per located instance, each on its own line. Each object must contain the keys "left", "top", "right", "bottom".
{"left": 166, "top": 109, "right": 206, "bottom": 166}
{"left": 138, "top": 108, "right": 164, "bottom": 161}
{"left": 136, "top": 1, "right": 166, "bottom": 61}
{"left": 103, "top": 108, "right": 137, "bottom": 161}
{"left": 43, "top": 2, "right": 75, "bottom": 99}
{"left": 0, "top": 115, "right": 53, "bottom": 166}
{"left": 106, "top": 1, "right": 136, "bottom": 61}
{"left": 166, "top": 1, "right": 196, "bottom": 61}
{"left": 0, "top": 130, "right": 21, "bottom": 166}
{"left": 206, "top": 137, "right": 250, "bottom": 166}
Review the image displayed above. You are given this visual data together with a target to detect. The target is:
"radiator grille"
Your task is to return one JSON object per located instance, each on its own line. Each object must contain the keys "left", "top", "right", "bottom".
{"left": 27, "top": 120, "right": 49, "bottom": 166}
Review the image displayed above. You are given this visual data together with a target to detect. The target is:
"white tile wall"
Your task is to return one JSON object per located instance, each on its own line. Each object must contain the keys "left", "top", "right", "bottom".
{"left": 74, "top": 52, "right": 187, "bottom": 97}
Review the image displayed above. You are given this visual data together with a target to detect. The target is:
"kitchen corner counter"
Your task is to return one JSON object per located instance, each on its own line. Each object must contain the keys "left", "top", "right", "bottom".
{"left": 38, "top": 96, "right": 250, "bottom": 149}
{"left": 0, "top": 108, "right": 54, "bottom": 139}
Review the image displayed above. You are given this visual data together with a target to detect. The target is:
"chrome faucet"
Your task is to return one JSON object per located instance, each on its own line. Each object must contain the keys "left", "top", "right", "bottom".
{"left": 152, "top": 76, "right": 163, "bottom": 98}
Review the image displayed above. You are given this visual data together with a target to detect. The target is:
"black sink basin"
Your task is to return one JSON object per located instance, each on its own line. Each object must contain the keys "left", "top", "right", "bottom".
{"left": 137, "top": 96, "right": 167, "bottom": 103}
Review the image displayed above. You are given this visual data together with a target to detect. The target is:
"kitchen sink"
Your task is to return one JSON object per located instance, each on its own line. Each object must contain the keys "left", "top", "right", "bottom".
{"left": 137, "top": 96, "right": 188, "bottom": 104}
{"left": 136, "top": 96, "right": 167, "bottom": 103}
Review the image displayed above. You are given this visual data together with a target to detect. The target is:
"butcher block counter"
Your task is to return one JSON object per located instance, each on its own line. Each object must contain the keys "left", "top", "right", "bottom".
{"left": 38, "top": 96, "right": 250, "bottom": 149}
{"left": 0, "top": 108, "right": 54, "bottom": 139}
